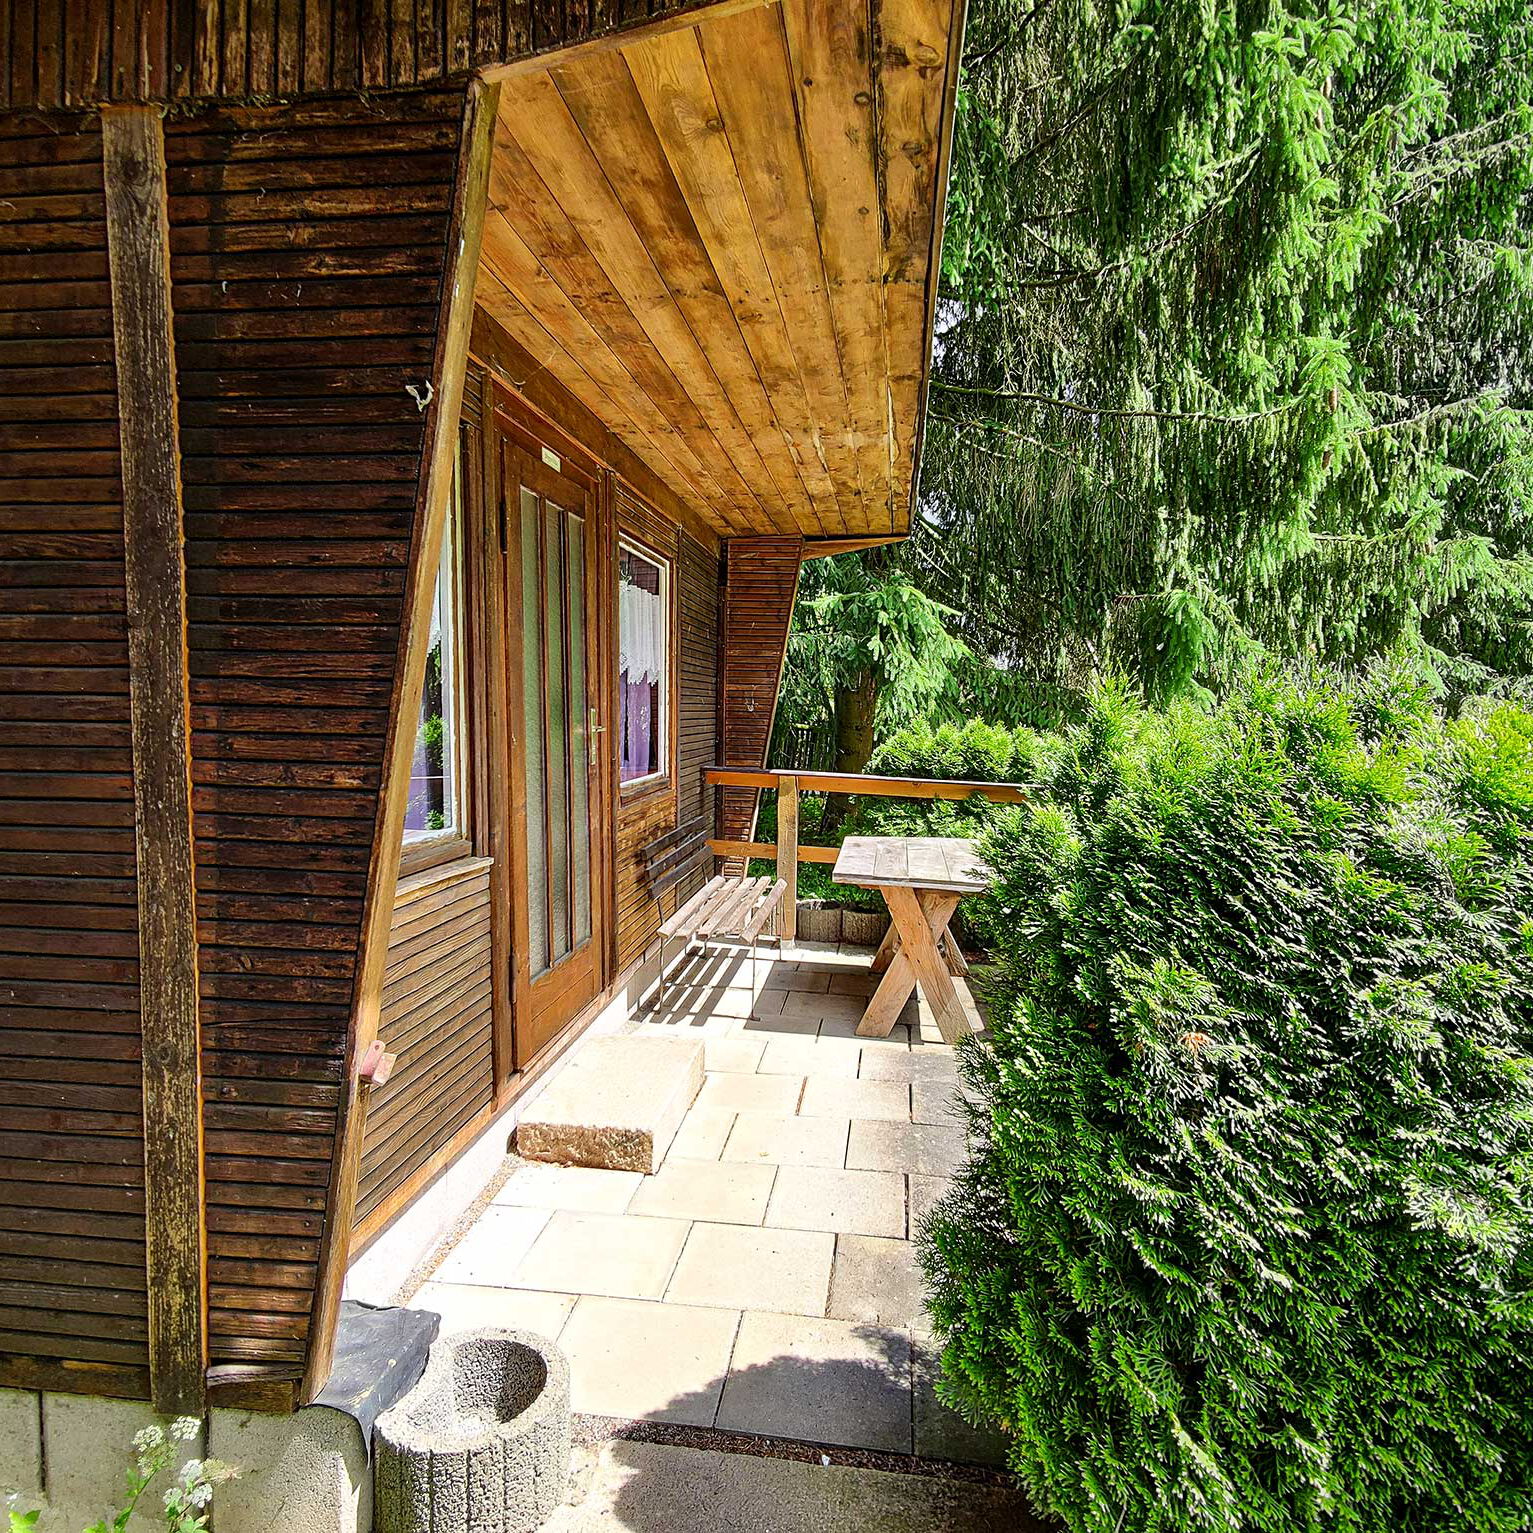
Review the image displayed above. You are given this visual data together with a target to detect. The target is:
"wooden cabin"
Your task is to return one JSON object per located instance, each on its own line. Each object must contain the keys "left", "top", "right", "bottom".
{"left": 0, "top": 0, "right": 963, "bottom": 1418}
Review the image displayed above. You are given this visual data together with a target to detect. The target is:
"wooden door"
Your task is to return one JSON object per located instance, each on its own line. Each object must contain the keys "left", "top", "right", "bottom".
{"left": 500, "top": 424, "right": 609, "bottom": 1065}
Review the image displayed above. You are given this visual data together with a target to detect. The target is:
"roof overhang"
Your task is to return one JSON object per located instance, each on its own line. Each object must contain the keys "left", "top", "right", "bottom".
{"left": 476, "top": 0, "right": 965, "bottom": 539}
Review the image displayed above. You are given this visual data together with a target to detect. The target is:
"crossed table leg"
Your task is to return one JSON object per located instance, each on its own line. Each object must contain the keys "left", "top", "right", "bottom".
{"left": 855, "top": 884, "right": 972, "bottom": 1044}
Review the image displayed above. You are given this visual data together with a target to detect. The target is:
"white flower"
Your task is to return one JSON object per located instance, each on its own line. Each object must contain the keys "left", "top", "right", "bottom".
{"left": 132, "top": 1425, "right": 164, "bottom": 1453}
{"left": 171, "top": 1416, "right": 202, "bottom": 1443}
{"left": 179, "top": 1459, "right": 205, "bottom": 1483}
{"left": 191, "top": 1483, "right": 214, "bottom": 1508}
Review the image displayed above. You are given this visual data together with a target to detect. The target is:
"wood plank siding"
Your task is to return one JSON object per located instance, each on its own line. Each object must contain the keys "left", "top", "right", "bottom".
{"left": 718, "top": 537, "right": 802, "bottom": 853}
{"left": 356, "top": 859, "right": 495, "bottom": 1230}
{"left": 167, "top": 92, "right": 463, "bottom": 1382}
{"left": 0, "top": 0, "right": 732, "bottom": 109}
{"left": 0, "top": 111, "right": 151, "bottom": 1393}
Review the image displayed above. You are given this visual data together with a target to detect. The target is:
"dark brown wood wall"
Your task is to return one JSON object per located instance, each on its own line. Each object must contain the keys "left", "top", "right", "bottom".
{"left": 0, "top": 111, "right": 150, "bottom": 1386}
{"left": 0, "top": 0, "right": 718, "bottom": 110}
{"left": 166, "top": 91, "right": 463, "bottom": 1377}
{"left": 718, "top": 536, "right": 801, "bottom": 848}
{"left": 676, "top": 528, "right": 720, "bottom": 901}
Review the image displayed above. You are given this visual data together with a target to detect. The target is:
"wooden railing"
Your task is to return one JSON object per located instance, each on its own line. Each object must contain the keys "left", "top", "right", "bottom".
{"left": 701, "top": 766, "right": 1028, "bottom": 940}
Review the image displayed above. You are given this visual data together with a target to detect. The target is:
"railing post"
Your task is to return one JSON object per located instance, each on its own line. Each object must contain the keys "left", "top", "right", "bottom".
{"left": 777, "top": 774, "right": 799, "bottom": 942}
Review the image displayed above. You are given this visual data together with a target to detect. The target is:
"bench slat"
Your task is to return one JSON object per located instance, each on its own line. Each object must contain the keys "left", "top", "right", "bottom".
{"left": 660, "top": 875, "right": 732, "bottom": 940}
{"left": 700, "top": 876, "right": 767, "bottom": 938}
{"left": 741, "top": 879, "right": 787, "bottom": 942}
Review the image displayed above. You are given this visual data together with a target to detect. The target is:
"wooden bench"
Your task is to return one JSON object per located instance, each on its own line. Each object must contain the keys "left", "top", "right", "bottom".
{"left": 641, "top": 815, "right": 788, "bottom": 1016}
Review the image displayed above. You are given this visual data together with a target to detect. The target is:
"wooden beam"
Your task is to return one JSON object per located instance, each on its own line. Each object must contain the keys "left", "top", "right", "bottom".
{"left": 101, "top": 104, "right": 207, "bottom": 1415}
{"left": 301, "top": 76, "right": 501, "bottom": 1404}
{"left": 776, "top": 775, "right": 799, "bottom": 941}
{"left": 705, "top": 766, "right": 1030, "bottom": 804}
{"left": 800, "top": 535, "right": 906, "bottom": 560}
{"left": 709, "top": 838, "right": 841, "bottom": 865}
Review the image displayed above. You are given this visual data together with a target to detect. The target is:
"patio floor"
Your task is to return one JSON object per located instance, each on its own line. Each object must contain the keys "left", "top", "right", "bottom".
{"left": 404, "top": 941, "right": 1007, "bottom": 1468}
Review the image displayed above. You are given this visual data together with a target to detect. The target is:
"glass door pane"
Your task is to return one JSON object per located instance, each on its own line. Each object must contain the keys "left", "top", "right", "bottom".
{"left": 517, "top": 483, "right": 594, "bottom": 980}
{"left": 567, "top": 512, "right": 591, "bottom": 947}
{"left": 519, "top": 488, "right": 548, "bottom": 977}
{"left": 543, "top": 505, "right": 570, "bottom": 964}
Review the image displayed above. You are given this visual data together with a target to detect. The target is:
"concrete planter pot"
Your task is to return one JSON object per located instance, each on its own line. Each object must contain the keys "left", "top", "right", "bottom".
{"left": 374, "top": 1328, "right": 571, "bottom": 1533}
{"left": 841, "top": 909, "right": 890, "bottom": 947}
{"left": 795, "top": 900, "right": 842, "bottom": 944}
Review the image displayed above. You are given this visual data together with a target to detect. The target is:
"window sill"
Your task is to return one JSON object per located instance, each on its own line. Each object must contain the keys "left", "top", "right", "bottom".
{"left": 619, "top": 775, "right": 672, "bottom": 807}
{"left": 399, "top": 834, "right": 473, "bottom": 880}
{"left": 394, "top": 853, "right": 494, "bottom": 907}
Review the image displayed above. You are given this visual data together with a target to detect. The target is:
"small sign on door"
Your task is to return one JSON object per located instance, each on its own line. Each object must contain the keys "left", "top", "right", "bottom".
{"left": 541, "top": 445, "right": 562, "bottom": 472}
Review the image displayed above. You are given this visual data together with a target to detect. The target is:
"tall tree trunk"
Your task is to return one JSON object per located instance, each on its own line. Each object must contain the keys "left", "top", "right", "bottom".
{"left": 819, "top": 664, "right": 876, "bottom": 838}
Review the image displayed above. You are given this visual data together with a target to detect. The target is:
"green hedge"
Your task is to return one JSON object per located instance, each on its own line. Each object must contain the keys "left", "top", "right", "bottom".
{"left": 921, "top": 673, "right": 1533, "bottom": 1533}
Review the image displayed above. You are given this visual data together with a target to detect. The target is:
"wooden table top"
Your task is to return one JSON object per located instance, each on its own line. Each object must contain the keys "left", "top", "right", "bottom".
{"left": 831, "top": 836, "right": 993, "bottom": 894}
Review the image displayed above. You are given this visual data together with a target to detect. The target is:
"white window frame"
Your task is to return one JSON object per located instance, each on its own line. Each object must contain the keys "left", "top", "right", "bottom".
{"left": 617, "top": 537, "right": 672, "bottom": 795}
{"left": 402, "top": 470, "right": 469, "bottom": 855}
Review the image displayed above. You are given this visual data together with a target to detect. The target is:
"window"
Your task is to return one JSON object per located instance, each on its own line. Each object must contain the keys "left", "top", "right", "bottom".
{"left": 404, "top": 474, "right": 464, "bottom": 844}
{"left": 618, "top": 541, "right": 669, "bottom": 788}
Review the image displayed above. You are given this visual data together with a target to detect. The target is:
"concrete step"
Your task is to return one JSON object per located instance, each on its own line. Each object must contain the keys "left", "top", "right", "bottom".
{"left": 515, "top": 1035, "right": 704, "bottom": 1174}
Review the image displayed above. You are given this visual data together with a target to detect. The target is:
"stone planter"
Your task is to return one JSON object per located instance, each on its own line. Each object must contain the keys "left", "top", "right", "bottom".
{"left": 374, "top": 1328, "right": 571, "bottom": 1533}
{"left": 841, "top": 908, "right": 890, "bottom": 947}
{"left": 794, "top": 900, "right": 842, "bottom": 944}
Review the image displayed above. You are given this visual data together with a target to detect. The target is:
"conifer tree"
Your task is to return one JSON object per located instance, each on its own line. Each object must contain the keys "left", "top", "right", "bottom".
{"left": 917, "top": 0, "right": 1533, "bottom": 705}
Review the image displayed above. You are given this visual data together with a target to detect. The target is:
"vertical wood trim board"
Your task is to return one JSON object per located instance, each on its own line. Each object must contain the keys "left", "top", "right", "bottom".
{"left": 101, "top": 104, "right": 207, "bottom": 1414}
{"left": 301, "top": 76, "right": 501, "bottom": 1403}
{"left": 718, "top": 536, "right": 803, "bottom": 859}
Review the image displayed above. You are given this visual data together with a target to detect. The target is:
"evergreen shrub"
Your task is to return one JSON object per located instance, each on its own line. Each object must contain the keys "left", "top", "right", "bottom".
{"left": 922, "top": 672, "right": 1533, "bottom": 1533}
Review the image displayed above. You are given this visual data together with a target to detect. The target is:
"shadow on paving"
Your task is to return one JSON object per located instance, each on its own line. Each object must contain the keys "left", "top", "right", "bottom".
{"left": 547, "top": 1330, "right": 1050, "bottom": 1533}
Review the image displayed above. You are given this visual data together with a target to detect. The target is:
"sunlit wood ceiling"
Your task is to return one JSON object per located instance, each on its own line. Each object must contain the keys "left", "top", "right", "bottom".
{"left": 475, "top": 0, "right": 963, "bottom": 539}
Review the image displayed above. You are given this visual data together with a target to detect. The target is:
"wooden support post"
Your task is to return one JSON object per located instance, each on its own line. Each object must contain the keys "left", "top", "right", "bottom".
{"left": 777, "top": 774, "right": 798, "bottom": 942}
{"left": 102, "top": 105, "right": 207, "bottom": 1415}
{"left": 302, "top": 77, "right": 501, "bottom": 1404}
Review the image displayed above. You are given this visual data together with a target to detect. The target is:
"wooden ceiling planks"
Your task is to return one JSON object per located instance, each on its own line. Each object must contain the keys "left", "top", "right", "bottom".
{"left": 474, "top": 0, "right": 960, "bottom": 539}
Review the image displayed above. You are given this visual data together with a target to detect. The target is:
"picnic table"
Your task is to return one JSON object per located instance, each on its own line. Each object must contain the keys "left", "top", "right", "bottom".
{"left": 831, "top": 835, "right": 991, "bottom": 1045}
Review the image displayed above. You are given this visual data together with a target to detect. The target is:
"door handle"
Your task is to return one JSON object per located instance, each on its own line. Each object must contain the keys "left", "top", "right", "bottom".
{"left": 588, "top": 706, "right": 606, "bottom": 736}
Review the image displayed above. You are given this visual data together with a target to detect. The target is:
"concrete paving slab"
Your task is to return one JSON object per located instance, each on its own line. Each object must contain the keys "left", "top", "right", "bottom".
{"left": 702, "top": 1036, "right": 768, "bottom": 1073}
{"left": 913, "top": 1335, "right": 1012, "bottom": 1468}
{"left": 912, "top": 1079, "right": 967, "bottom": 1125}
{"left": 798, "top": 1077, "right": 911, "bottom": 1123}
{"left": 628, "top": 1158, "right": 776, "bottom": 1225}
{"left": 695, "top": 1070, "right": 803, "bottom": 1115}
{"left": 664, "top": 1223, "right": 834, "bottom": 1317}
{"left": 739, "top": 1008, "right": 821, "bottom": 1037}
{"left": 827, "top": 1235, "right": 927, "bottom": 1327}
{"left": 432, "top": 1205, "right": 553, "bottom": 1286}
{"left": 846, "top": 1119, "right": 966, "bottom": 1178}
{"left": 761, "top": 966, "right": 831, "bottom": 992}
{"left": 541, "top": 1440, "right": 1036, "bottom": 1533}
{"left": 716, "top": 1312, "right": 913, "bottom": 1453}
{"left": 512, "top": 1212, "right": 691, "bottom": 1300}
{"left": 666, "top": 1105, "right": 737, "bottom": 1161}
{"left": 409, "top": 1281, "right": 577, "bottom": 1339}
{"left": 909, "top": 1175, "right": 954, "bottom": 1232}
{"left": 779, "top": 991, "right": 870, "bottom": 1027}
{"left": 559, "top": 1298, "right": 741, "bottom": 1425}
{"left": 819, "top": 1013, "right": 914, "bottom": 1045}
{"left": 517, "top": 1036, "right": 704, "bottom": 1173}
{"left": 755, "top": 1036, "right": 861, "bottom": 1079}
{"left": 720, "top": 1111, "right": 850, "bottom": 1169}
{"left": 827, "top": 969, "right": 880, "bottom": 996}
{"left": 494, "top": 1163, "right": 643, "bottom": 1215}
{"left": 765, "top": 1166, "right": 907, "bottom": 1239}
{"left": 860, "top": 1048, "right": 961, "bottom": 1084}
